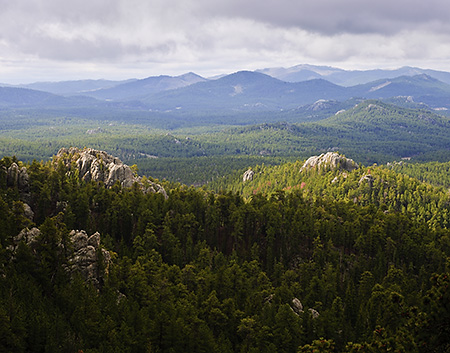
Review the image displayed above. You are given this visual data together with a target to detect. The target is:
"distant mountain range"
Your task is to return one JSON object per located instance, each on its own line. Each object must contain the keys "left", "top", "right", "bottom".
{"left": 21, "top": 79, "right": 137, "bottom": 96}
{"left": 82, "top": 72, "right": 206, "bottom": 101}
{"left": 141, "top": 71, "right": 450, "bottom": 112}
{"left": 256, "top": 64, "right": 450, "bottom": 86}
{"left": 2, "top": 66, "right": 450, "bottom": 115}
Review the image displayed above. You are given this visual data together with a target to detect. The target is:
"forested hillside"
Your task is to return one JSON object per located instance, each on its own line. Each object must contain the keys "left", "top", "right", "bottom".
{"left": 209, "top": 152, "right": 450, "bottom": 228}
{"left": 388, "top": 160, "right": 450, "bottom": 189}
{"left": 1, "top": 150, "right": 449, "bottom": 352}
{"left": 2, "top": 99, "right": 450, "bottom": 186}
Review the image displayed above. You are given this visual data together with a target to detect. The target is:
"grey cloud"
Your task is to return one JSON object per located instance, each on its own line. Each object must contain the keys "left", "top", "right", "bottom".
{"left": 0, "top": 0, "right": 186, "bottom": 61}
{"left": 195, "top": 0, "right": 450, "bottom": 35}
{"left": 1, "top": 0, "right": 450, "bottom": 81}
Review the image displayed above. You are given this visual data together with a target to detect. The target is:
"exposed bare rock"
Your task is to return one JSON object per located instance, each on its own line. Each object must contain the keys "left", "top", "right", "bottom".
{"left": 143, "top": 182, "right": 168, "bottom": 198}
{"left": 359, "top": 173, "right": 374, "bottom": 188}
{"left": 22, "top": 203, "right": 34, "bottom": 221}
{"left": 290, "top": 297, "right": 319, "bottom": 318}
{"left": 8, "top": 227, "right": 41, "bottom": 252}
{"left": 86, "top": 127, "right": 105, "bottom": 135}
{"left": 68, "top": 230, "right": 111, "bottom": 289}
{"left": 71, "top": 229, "right": 88, "bottom": 251}
{"left": 18, "top": 167, "right": 30, "bottom": 191}
{"left": 243, "top": 168, "right": 255, "bottom": 183}
{"left": 6, "top": 163, "right": 30, "bottom": 191}
{"left": 308, "top": 308, "right": 320, "bottom": 319}
{"left": 6, "top": 163, "right": 19, "bottom": 187}
{"left": 300, "top": 152, "right": 358, "bottom": 173}
{"left": 307, "top": 99, "right": 336, "bottom": 111}
{"left": 106, "top": 163, "right": 134, "bottom": 188}
{"left": 88, "top": 232, "right": 101, "bottom": 248}
{"left": 291, "top": 298, "right": 303, "bottom": 314}
{"left": 10, "top": 226, "right": 111, "bottom": 289}
{"left": 55, "top": 147, "right": 167, "bottom": 198}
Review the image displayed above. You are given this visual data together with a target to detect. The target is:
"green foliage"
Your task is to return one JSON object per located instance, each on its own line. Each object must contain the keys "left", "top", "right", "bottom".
{"left": 1, "top": 140, "right": 450, "bottom": 351}
{"left": 2, "top": 99, "right": 450, "bottom": 185}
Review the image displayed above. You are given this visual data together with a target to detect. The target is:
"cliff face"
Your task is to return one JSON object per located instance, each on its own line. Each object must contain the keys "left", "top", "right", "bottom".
{"left": 55, "top": 147, "right": 167, "bottom": 198}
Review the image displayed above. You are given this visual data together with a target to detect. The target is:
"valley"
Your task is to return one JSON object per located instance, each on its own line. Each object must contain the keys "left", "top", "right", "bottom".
{"left": 1, "top": 64, "right": 450, "bottom": 352}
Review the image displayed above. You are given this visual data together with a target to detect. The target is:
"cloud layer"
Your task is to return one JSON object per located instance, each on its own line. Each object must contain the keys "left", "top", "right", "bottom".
{"left": 1, "top": 0, "right": 450, "bottom": 82}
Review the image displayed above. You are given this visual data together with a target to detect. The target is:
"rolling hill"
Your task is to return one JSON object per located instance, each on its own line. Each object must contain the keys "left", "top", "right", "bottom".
{"left": 83, "top": 72, "right": 207, "bottom": 101}
{"left": 141, "top": 71, "right": 349, "bottom": 112}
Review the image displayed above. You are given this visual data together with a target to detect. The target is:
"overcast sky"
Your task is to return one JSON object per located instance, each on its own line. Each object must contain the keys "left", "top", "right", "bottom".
{"left": 1, "top": 0, "right": 450, "bottom": 83}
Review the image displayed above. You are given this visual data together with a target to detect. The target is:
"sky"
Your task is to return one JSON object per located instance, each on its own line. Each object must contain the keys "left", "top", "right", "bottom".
{"left": 1, "top": 0, "right": 450, "bottom": 83}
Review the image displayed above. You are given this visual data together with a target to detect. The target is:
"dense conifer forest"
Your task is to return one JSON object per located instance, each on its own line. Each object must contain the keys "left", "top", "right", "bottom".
{"left": 1, "top": 150, "right": 449, "bottom": 352}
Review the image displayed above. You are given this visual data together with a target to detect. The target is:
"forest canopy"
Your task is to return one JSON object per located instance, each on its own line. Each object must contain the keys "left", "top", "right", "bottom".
{"left": 0, "top": 150, "right": 449, "bottom": 352}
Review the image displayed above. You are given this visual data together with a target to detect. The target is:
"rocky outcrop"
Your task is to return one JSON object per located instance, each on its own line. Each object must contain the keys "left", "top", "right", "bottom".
{"left": 307, "top": 99, "right": 337, "bottom": 111}
{"left": 6, "top": 162, "right": 19, "bottom": 187}
{"left": 9, "top": 227, "right": 41, "bottom": 252}
{"left": 22, "top": 203, "right": 34, "bottom": 221}
{"left": 291, "top": 298, "right": 303, "bottom": 315}
{"left": 68, "top": 230, "right": 111, "bottom": 289}
{"left": 243, "top": 168, "right": 255, "bottom": 183}
{"left": 359, "top": 173, "right": 374, "bottom": 188}
{"left": 55, "top": 147, "right": 167, "bottom": 198}
{"left": 6, "top": 163, "right": 30, "bottom": 192}
{"left": 290, "top": 297, "right": 319, "bottom": 318}
{"left": 9, "top": 227, "right": 111, "bottom": 289}
{"left": 308, "top": 308, "right": 320, "bottom": 319}
{"left": 300, "top": 152, "right": 358, "bottom": 173}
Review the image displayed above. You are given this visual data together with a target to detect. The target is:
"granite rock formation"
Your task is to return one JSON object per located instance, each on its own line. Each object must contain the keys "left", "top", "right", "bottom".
{"left": 300, "top": 152, "right": 358, "bottom": 173}
{"left": 243, "top": 168, "right": 255, "bottom": 182}
{"left": 68, "top": 230, "right": 112, "bottom": 288}
{"left": 6, "top": 162, "right": 30, "bottom": 191}
{"left": 9, "top": 227, "right": 111, "bottom": 289}
{"left": 55, "top": 147, "right": 167, "bottom": 198}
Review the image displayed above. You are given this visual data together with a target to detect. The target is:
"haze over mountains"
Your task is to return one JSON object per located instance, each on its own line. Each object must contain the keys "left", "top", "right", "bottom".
{"left": 2, "top": 64, "right": 450, "bottom": 116}
{"left": 256, "top": 64, "right": 450, "bottom": 86}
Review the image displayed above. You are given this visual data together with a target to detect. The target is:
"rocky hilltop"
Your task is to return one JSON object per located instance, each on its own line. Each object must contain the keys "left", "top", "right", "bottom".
{"left": 300, "top": 152, "right": 358, "bottom": 172}
{"left": 55, "top": 147, "right": 167, "bottom": 198}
